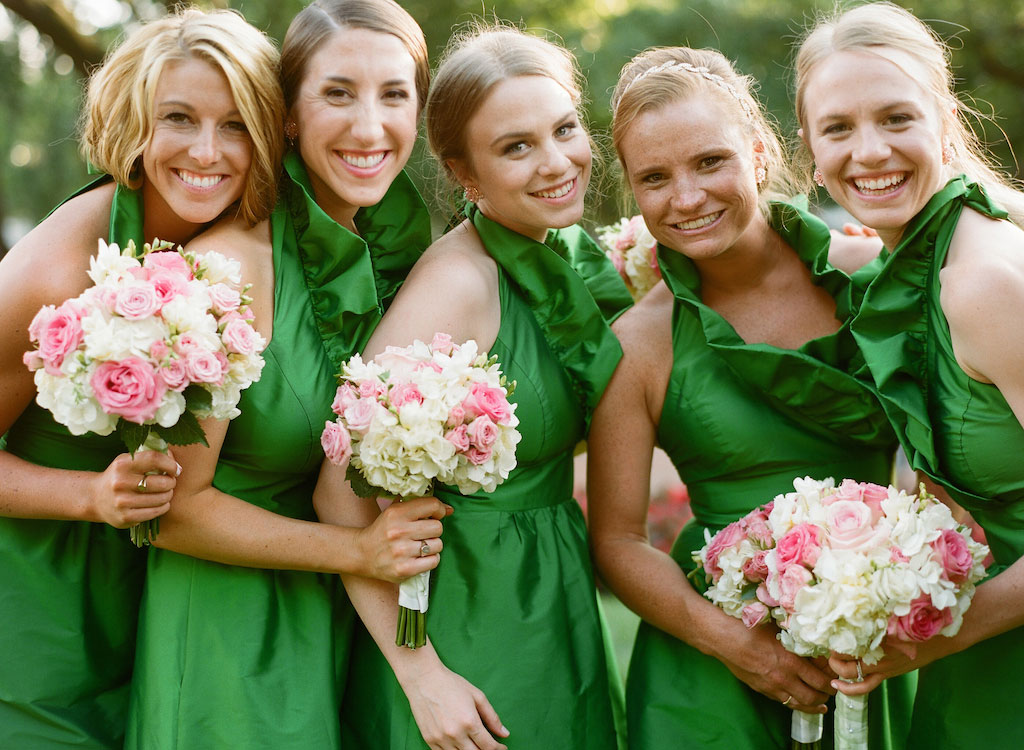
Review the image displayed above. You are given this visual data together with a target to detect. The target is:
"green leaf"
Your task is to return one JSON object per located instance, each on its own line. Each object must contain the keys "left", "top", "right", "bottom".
{"left": 118, "top": 420, "right": 151, "bottom": 455}
{"left": 183, "top": 384, "right": 212, "bottom": 412}
{"left": 345, "top": 463, "right": 383, "bottom": 500}
{"left": 154, "top": 409, "right": 209, "bottom": 447}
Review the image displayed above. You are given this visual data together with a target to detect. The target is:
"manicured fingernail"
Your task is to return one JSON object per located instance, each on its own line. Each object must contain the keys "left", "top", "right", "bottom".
{"left": 500, "top": 725, "right": 509, "bottom": 736}
{"left": 831, "top": 680, "right": 840, "bottom": 690}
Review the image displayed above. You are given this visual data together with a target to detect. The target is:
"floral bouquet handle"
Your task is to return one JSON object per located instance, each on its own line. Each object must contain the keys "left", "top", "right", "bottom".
{"left": 834, "top": 691, "right": 867, "bottom": 749}
{"left": 791, "top": 711, "right": 823, "bottom": 750}
{"left": 322, "top": 333, "right": 521, "bottom": 648}
{"left": 129, "top": 431, "right": 170, "bottom": 546}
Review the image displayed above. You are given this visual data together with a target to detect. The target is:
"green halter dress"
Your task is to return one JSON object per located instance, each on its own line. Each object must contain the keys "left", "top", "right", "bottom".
{"left": 626, "top": 203, "right": 916, "bottom": 750}
{"left": 125, "top": 154, "right": 430, "bottom": 750}
{"left": 0, "top": 180, "right": 148, "bottom": 748}
{"left": 849, "top": 177, "right": 1024, "bottom": 749}
{"left": 339, "top": 207, "right": 632, "bottom": 750}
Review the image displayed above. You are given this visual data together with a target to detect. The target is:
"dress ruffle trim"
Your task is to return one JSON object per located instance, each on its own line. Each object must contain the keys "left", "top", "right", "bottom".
{"left": 657, "top": 201, "right": 895, "bottom": 448}
{"left": 278, "top": 153, "right": 431, "bottom": 370}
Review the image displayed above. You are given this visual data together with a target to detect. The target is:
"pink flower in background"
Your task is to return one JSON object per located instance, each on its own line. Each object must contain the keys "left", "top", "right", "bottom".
{"left": 703, "top": 520, "right": 746, "bottom": 581}
{"left": 465, "top": 445, "right": 493, "bottom": 465}
{"left": 742, "top": 549, "right": 770, "bottom": 582}
{"left": 776, "top": 523, "right": 822, "bottom": 571}
{"left": 144, "top": 249, "right": 192, "bottom": 278}
{"left": 160, "top": 357, "right": 188, "bottom": 391}
{"left": 742, "top": 602, "right": 770, "bottom": 628}
{"left": 390, "top": 382, "right": 424, "bottom": 408}
{"left": 463, "top": 383, "right": 512, "bottom": 423}
{"left": 114, "top": 281, "right": 161, "bottom": 319}
{"left": 933, "top": 529, "right": 973, "bottom": 583}
{"left": 149, "top": 269, "right": 190, "bottom": 305}
{"left": 332, "top": 383, "right": 358, "bottom": 416}
{"left": 467, "top": 415, "right": 498, "bottom": 449}
{"left": 778, "top": 563, "right": 813, "bottom": 612}
{"left": 321, "top": 420, "right": 352, "bottom": 466}
{"left": 445, "top": 425, "right": 470, "bottom": 452}
{"left": 430, "top": 332, "right": 454, "bottom": 355}
{"left": 887, "top": 595, "right": 953, "bottom": 641}
{"left": 344, "top": 398, "right": 378, "bottom": 434}
{"left": 183, "top": 349, "right": 223, "bottom": 384}
{"left": 222, "top": 318, "right": 262, "bottom": 355}
{"left": 91, "top": 357, "right": 167, "bottom": 423}
{"left": 826, "top": 500, "right": 883, "bottom": 552}
{"left": 31, "top": 302, "right": 85, "bottom": 373}
{"left": 208, "top": 282, "right": 242, "bottom": 314}
{"left": 446, "top": 404, "right": 466, "bottom": 428}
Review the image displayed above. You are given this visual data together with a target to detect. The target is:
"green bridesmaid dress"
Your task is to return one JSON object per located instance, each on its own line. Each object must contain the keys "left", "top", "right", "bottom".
{"left": 0, "top": 181, "right": 147, "bottom": 748}
{"left": 340, "top": 207, "right": 631, "bottom": 750}
{"left": 849, "top": 177, "right": 1024, "bottom": 750}
{"left": 125, "top": 154, "right": 430, "bottom": 750}
{"left": 626, "top": 203, "right": 916, "bottom": 750}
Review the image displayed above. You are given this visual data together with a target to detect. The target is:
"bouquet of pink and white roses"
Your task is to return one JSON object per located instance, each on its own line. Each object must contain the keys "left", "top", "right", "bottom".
{"left": 694, "top": 477, "right": 989, "bottom": 750}
{"left": 24, "top": 238, "right": 266, "bottom": 546}
{"left": 321, "top": 333, "right": 521, "bottom": 648}
{"left": 596, "top": 215, "right": 661, "bottom": 301}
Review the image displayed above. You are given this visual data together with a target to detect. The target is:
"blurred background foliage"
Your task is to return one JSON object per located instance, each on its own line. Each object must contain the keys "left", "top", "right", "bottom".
{"left": 1, "top": 0, "right": 1022, "bottom": 254}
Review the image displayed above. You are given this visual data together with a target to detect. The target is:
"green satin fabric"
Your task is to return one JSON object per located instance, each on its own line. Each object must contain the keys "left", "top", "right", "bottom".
{"left": 125, "top": 157, "right": 429, "bottom": 750}
{"left": 0, "top": 181, "right": 147, "bottom": 748}
{"left": 849, "top": 177, "right": 1024, "bottom": 749}
{"left": 627, "top": 202, "right": 914, "bottom": 750}
{"left": 341, "top": 231, "right": 626, "bottom": 749}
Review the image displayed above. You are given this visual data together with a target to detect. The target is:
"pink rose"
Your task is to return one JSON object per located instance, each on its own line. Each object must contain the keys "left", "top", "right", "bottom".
{"left": 149, "top": 340, "right": 170, "bottom": 362}
{"left": 144, "top": 249, "right": 193, "bottom": 278}
{"left": 446, "top": 404, "right": 466, "bottom": 428}
{"left": 430, "top": 332, "right": 454, "bottom": 355}
{"left": 833, "top": 478, "right": 864, "bottom": 504}
{"left": 826, "top": 500, "right": 883, "bottom": 552}
{"left": 861, "top": 482, "right": 888, "bottom": 517}
{"left": 160, "top": 357, "right": 189, "bottom": 391}
{"left": 890, "top": 547, "right": 910, "bottom": 564}
{"left": 23, "top": 350, "right": 44, "bottom": 371}
{"left": 148, "top": 269, "right": 190, "bottom": 305}
{"left": 174, "top": 333, "right": 205, "bottom": 354}
{"left": 184, "top": 348, "right": 224, "bottom": 384}
{"left": 465, "top": 445, "right": 493, "bottom": 465}
{"left": 114, "top": 281, "right": 161, "bottom": 319}
{"left": 462, "top": 383, "right": 511, "bottom": 424}
{"left": 742, "top": 509, "right": 773, "bottom": 547}
{"left": 778, "top": 563, "right": 813, "bottom": 613}
{"left": 756, "top": 582, "right": 779, "bottom": 608}
{"left": 741, "top": 549, "right": 770, "bottom": 583}
{"left": 933, "top": 529, "right": 974, "bottom": 583}
{"left": 887, "top": 595, "right": 953, "bottom": 641}
{"left": 357, "top": 379, "right": 384, "bottom": 400}
{"left": 31, "top": 301, "right": 85, "bottom": 374}
{"left": 332, "top": 384, "right": 358, "bottom": 417}
{"left": 375, "top": 346, "right": 419, "bottom": 376}
{"left": 775, "top": 523, "right": 823, "bottom": 571}
{"left": 703, "top": 521, "right": 746, "bottom": 581}
{"left": 221, "top": 318, "right": 261, "bottom": 356}
{"left": 609, "top": 251, "right": 625, "bottom": 277}
{"left": 467, "top": 415, "right": 498, "bottom": 449}
{"left": 390, "top": 382, "right": 424, "bottom": 408}
{"left": 321, "top": 420, "right": 352, "bottom": 466}
{"left": 343, "top": 398, "right": 378, "bottom": 434}
{"left": 741, "top": 601, "right": 770, "bottom": 629}
{"left": 445, "top": 425, "right": 470, "bottom": 452}
{"left": 208, "top": 283, "right": 242, "bottom": 314}
{"left": 90, "top": 357, "right": 166, "bottom": 423}
{"left": 415, "top": 360, "right": 443, "bottom": 373}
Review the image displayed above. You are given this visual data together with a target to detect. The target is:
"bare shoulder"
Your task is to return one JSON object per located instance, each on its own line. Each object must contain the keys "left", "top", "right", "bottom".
{"left": 942, "top": 209, "right": 1024, "bottom": 320}
{"left": 827, "top": 231, "right": 884, "bottom": 274}
{"left": 613, "top": 281, "right": 673, "bottom": 365}
{"left": 187, "top": 215, "right": 272, "bottom": 278}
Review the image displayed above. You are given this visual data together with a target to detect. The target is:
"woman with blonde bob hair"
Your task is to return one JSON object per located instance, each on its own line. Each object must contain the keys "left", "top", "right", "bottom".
{"left": 587, "top": 45, "right": 914, "bottom": 749}
{"left": 0, "top": 7, "right": 281, "bottom": 747}
{"left": 795, "top": 3, "right": 1024, "bottom": 747}
{"left": 339, "top": 23, "right": 630, "bottom": 750}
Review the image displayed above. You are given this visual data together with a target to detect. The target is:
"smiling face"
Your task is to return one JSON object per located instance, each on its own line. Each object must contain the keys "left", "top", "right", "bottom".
{"left": 801, "top": 49, "right": 951, "bottom": 248}
{"left": 290, "top": 27, "right": 418, "bottom": 229}
{"left": 141, "top": 56, "right": 253, "bottom": 241}
{"left": 619, "top": 95, "right": 761, "bottom": 261}
{"left": 452, "top": 75, "right": 591, "bottom": 242}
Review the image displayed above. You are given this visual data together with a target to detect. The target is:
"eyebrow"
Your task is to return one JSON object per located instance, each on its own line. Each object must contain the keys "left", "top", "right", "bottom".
{"left": 156, "top": 100, "right": 241, "bottom": 118}
{"left": 817, "top": 99, "right": 922, "bottom": 121}
{"left": 489, "top": 109, "right": 577, "bottom": 147}
{"left": 324, "top": 75, "right": 411, "bottom": 87}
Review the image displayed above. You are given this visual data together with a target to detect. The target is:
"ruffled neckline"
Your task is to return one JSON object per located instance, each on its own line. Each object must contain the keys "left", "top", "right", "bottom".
{"left": 466, "top": 204, "right": 629, "bottom": 430}
{"left": 278, "top": 152, "right": 431, "bottom": 369}
{"left": 658, "top": 201, "right": 895, "bottom": 448}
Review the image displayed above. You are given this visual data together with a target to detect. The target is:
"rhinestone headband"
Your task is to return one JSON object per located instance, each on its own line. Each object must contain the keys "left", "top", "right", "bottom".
{"left": 614, "top": 60, "right": 754, "bottom": 119}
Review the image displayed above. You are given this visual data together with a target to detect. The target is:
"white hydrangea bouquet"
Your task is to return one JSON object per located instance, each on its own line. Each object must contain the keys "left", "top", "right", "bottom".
{"left": 321, "top": 332, "right": 521, "bottom": 648}
{"left": 694, "top": 477, "right": 989, "bottom": 750}
{"left": 596, "top": 214, "right": 661, "bottom": 300}
{"left": 23, "top": 238, "right": 266, "bottom": 546}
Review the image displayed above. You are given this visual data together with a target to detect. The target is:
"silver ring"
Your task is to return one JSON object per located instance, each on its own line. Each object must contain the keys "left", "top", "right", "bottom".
{"left": 782, "top": 695, "right": 793, "bottom": 706}
{"left": 856, "top": 659, "right": 864, "bottom": 682}
{"left": 137, "top": 476, "right": 148, "bottom": 492}
{"left": 419, "top": 541, "right": 430, "bottom": 557}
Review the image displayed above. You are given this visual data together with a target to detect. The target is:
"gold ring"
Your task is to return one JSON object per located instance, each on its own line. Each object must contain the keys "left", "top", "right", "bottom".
{"left": 419, "top": 541, "right": 430, "bottom": 557}
{"left": 782, "top": 695, "right": 793, "bottom": 706}
{"left": 137, "top": 476, "right": 148, "bottom": 492}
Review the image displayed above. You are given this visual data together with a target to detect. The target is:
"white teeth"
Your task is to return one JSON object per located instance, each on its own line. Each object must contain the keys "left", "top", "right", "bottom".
{"left": 853, "top": 173, "right": 906, "bottom": 192}
{"left": 534, "top": 180, "right": 574, "bottom": 199}
{"left": 676, "top": 211, "right": 722, "bottom": 231}
{"left": 341, "top": 152, "right": 386, "bottom": 169}
{"left": 178, "top": 170, "right": 223, "bottom": 189}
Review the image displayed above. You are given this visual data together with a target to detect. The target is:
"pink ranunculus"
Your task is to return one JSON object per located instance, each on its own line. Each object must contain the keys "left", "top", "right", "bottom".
{"left": 332, "top": 384, "right": 358, "bottom": 416}
{"left": 149, "top": 339, "right": 170, "bottom": 362}
{"left": 741, "top": 601, "right": 770, "bottom": 629}
{"left": 321, "top": 420, "right": 352, "bottom": 466}
{"left": 890, "top": 547, "right": 910, "bottom": 564}
{"left": 144, "top": 249, "right": 193, "bottom": 278}
{"left": 462, "top": 383, "right": 511, "bottom": 424}
{"left": 446, "top": 404, "right": 466, "bottom": 428}
{"left": 174, "top": 332, "right": 205, "bottom": 354}
{"left": 148, "top": 269, "right": 190, "bottom": 305}
{"left": 742, "top": 509, "right": 773, "bottom": 547}
{"left": 430, "top": 332, "right": 455, "bottom": 355}
{"left": 33, "top": 301, "right": 86, "bottom": 374}
{"left": 445, "top": 425, "right": 470, "bottom": 452}
{"left": 344, "top": 398, "right": 378, "bottom": 434}
{"left": 467, "top": 415, "right": 498, "bottom": 449}
{"left": 114, "top": 281, "right": 161, "bottom": 320}
{"left": 826, "top": 500, "right": 882, "bottom": 552}
{"left": 390, "top": 382, "right": 424, "bottom": 408}
{"left": 887, "top": 595, "right": 953, "bottom": 641}
{"left": 933, "top": 528, "right": 974, "bottom": 583}
{"left": 756, "top": 581, "right": 779, "bottom": 608}
{"left": 357, "top": 379, "right": 384, "bottom": 400}
{"left": 860, "top": 482, "right": 888, "bottom": 521}
{"left": 775, "top": 523, "right": 823, "bottom": 571}
{"left": 778, "top": 563, "right": 813, "bottom": 613}
{"left": 465, "top": 445, "right": 492, "bottom": 465}
{"left": 742, "top": 549, "right": 770, "bottom": 583}
{"left": 703, "top": 521, "right": 746, "bottom": 581}
{"left": 184, "top": 348, "right": 224, "bottom": 385}
{"left": 90, "top": 357, "right": 166, "bottom": 423}
{"left": 833, "top": 478, "right": 864, "bottom": 504}
{"left": 160, "top": 357, "right": 189, "bottom": 391}
{"left": 208, "top": 282, "right": 242, "bottom": 314}
{"left": 221, "top": 318, "right": 261, "bottom": 356}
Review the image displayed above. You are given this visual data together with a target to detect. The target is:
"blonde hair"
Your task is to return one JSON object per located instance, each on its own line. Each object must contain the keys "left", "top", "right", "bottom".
{"left": 281, "top": 0, "right": 429, "bottom": 113}
{"left": 425, "top": 25, "right": 585, "bottom": 187}
{"left": 794, "top": 1, "right": 1024, "bottom": 225}
{"left": 81, "top": 8, "right": 284, "bottom": 225}
{"left": 611, "top": 47, "right": 802, "bottom": 211}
